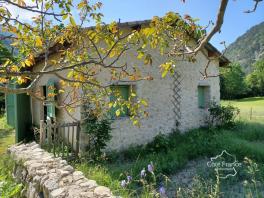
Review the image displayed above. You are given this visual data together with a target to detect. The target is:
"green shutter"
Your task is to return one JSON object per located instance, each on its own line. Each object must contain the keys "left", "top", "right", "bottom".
{"left": 46, "top": 80, "right": 56, "bottom": 119}
{"left": 198, "top": 86, "right": 205, "bottom": 108}
{"left": 6, "top": 93, "right": 15, "bottom": 127}
{"left": 6, "top": 83, "right": 16, "bottom": 127}
{"left": 6, "top": 82, "right": 32, "bottom": 142}
{"left": 109, "top": 85, "right": 129, "bottom": 118}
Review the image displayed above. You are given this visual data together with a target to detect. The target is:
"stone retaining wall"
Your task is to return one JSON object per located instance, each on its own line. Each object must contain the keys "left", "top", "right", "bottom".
{"left": 8, "top": 142, "right": 115, "bottom": 198}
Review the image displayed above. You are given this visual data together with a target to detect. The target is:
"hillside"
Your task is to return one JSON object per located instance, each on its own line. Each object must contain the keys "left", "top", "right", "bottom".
{"left": 225, "top": 21, "right": 264, "bottom": 73}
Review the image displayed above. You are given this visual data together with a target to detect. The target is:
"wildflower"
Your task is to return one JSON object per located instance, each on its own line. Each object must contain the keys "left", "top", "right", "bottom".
{"left": 159, "top": 186, "right": 166, "bottom": 196}
{"left": 140, "top": 168, "right": 146, "bottom": 178}
{"left": 120, "top": 180, "right": 126, "bottom": 188}
{"left": 127, "top": 175, "right": 132, "bottom": 183}
{"left": 147, "top": 162, "right": 154, "bottom": 173}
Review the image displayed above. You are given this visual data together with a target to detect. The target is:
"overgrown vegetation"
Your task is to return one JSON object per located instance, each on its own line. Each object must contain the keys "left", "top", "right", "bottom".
{"left": 0, "top": 155, "right": 23, "bottom": 198}
{"left": 176, "top": 157, "right": 264, "bottom": 198}
{"left": 74, "top": 119, "right": 264, "bottom": 197}
{"left": 206, "top": 102, "right": 240, "bottom": 128}
{"left": 0, "top": 116, "right": 14, "bottom": 154}
{"left": 0, "top": 116, "right": 22, "bottom": 198}
{"left": 81, "top": 105, "right": 112, "bottom": 161}
{"left": 73, "top": 101, "right": 264, "bottom": 197}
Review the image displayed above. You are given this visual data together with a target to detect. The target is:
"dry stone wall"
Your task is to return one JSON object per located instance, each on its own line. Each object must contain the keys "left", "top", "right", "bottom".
{"left": 8, "top": 142, "right": 115, "bottom": 198}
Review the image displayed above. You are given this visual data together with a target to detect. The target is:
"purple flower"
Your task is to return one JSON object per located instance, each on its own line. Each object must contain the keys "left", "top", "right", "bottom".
{"left": 140, "top": 168, "right": 146, "bottom": 178}
{"left": 120, "top": 180, "right": 126, "bottom": 188}
{"left": 159, "top": 186, "right": 166, "bottom": 196}
{"left": 127, "top": 175, "right": 132, "bottom": 183}
{"left": 147, "top": 162, "right": 154, "bottom": 173}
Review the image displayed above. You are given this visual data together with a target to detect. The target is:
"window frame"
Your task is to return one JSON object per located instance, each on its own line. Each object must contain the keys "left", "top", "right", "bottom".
{"left": 109, "top": 84, "right": 133, "bottom": 119}
{"left": 45, "top": 80, "right": 56, "bottom": 120}
{"left": 198, "top": 85, "right": 210, "bottom": 109}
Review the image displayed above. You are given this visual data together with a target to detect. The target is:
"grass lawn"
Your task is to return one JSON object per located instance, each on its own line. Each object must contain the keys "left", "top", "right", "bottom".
{"left": 74, "top": 97, "right": 264, "bottom": 197}
{"left": 0, "top": 97, "right": 263, "bottom": 197}
{"left": 0, "top": 116, "right": 14, "bottom": 154}
{"left": 222, "top": 97, "right": 264, "bottom": 122}
{"left": 75, "top": 121, "right": 264, "bottom": 197}
{"left": 0, "top": 116, "right": 23, "bottom": 197}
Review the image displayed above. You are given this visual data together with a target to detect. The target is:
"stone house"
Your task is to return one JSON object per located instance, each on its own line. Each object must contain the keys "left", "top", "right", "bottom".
{"left": 6, "top": 20, "right": 229, "bottom": 151}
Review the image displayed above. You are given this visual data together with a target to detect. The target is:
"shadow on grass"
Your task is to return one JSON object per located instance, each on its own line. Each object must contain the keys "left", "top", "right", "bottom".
{"left": 0, "top": 129, "right": 14, "bottom": 140}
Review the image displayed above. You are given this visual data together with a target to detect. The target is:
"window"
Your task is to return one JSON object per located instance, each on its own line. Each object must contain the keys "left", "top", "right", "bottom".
{"left": 198, "top": 86, "right": 209, "bottom": 108}
{"left": 46, "top": 80, "right": 56, "bottom": 119}
{"left": 109, "top": 85, "right": 130, "bottom": 118}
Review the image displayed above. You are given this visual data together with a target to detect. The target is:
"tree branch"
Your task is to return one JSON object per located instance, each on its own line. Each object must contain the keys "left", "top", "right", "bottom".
{"left": 191, "top": 0, "right": 228, "bottom": 54}
{"left": 245, "top": 0, "right": 263, "bottom": 13}
{"left": 3, "top": 0, "right": 66, "bottom": 17}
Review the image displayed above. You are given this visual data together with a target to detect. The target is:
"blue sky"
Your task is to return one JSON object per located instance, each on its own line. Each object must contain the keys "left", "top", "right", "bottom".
{"left": 9, "top": 0, "right": 264, "bottom": 51}
{"left": 98, "top": 0, "right": 264, "bottom": 51}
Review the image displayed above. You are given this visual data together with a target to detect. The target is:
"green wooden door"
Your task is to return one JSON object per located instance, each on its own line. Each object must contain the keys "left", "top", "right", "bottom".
{"left": 15, "top": 93, "right": 32, "bottom": 142}
{"left": 6, "top": 93, "right": 15, "bottom": 127}
{"left": 5, "top": 83, "right": 32, "bottom": 142}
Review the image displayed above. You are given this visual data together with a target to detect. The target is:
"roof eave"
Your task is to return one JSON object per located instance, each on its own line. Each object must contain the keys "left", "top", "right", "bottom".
{"left": 205, "top": 43, "right": 230, "bottom": 67}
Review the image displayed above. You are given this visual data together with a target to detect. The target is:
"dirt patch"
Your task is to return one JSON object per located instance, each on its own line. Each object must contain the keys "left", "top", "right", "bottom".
{"left": 166, "top": 158, "right": 209, "bottom": 197}
{"left": 166, "top": 157, "right": 264, "bottom": 198}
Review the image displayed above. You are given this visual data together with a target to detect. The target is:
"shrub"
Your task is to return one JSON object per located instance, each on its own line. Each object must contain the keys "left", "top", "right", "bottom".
{"left": 176, "top": 174, "right": 220, "bottom": 198}
{"left": 82, "top": 114, "right": 112, "bottom": 161}
{"left": 145, "top": 133, "right": 170, "bottom": 154}
{"left": 119, "top": 162, "right": 170, "bottom": 197}
{"left": 0, "top": 155, "right": 23, "bottom": 198}
{"left": 207, "top": 102, "right": 239, "bottom": 128}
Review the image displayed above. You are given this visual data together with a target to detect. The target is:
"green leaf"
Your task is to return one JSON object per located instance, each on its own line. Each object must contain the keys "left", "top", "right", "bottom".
{"left": 67, "top": 70, "right": 74, "bottom": 78}
{"left": 115, "top": 109, "right": 121, "bottom": 117}
{"left": 108, "top": 102, "right": 113, "bottom": 108}
{"left": 141, "top": 99, "right": 148, "bottom": 106}
{"left": 131, "top": 92, "right": 136, "bottom": 97}
{"left": 45, "top": 2, "right": 51, "bottom": 10}
{"left": 109, "top": 50, "right": 116, "bottom": 58}
{"left": 62, "top": 14, "right": 68, "bottom": 20}
{"left": 78, "top": 1, "right": 86, "bottom": 9}
{"left": 133, "top": 120, "right": 139, "bottom": 126}
{"left": 162, "top": 70, "right": 168, "bottom": 78}
{"left": 24, "top": 59, "right": 32, "bottom": 67}
{"left": 69, "top": 16, "right": 76, "bottom": 26}
{"left": 137, "top": 51, "right": 144, "bottom": 59}
{"left": 35, "top": 36, "right": 42, "bottom": 47}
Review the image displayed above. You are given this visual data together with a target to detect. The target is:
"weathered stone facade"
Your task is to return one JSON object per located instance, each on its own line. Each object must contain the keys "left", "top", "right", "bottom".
{"left": 8, "top": 142, "right": 114, "bottom": 198}
{"left": 29, "top": 22, "right": 224, "bottom": 151}
{"left": 105, "top": 50, "right": 220, "bottom": 150}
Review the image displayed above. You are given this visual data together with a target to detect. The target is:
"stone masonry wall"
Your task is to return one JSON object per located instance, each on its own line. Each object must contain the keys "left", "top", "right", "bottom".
{"left": 105, "top": 50, "right": 220, "bottom": 151}
{"left": 8, "top": 142, "right": 115, "bottom": 198}
{"left": 30, "top": 25, "right": 221, "bottom": 152}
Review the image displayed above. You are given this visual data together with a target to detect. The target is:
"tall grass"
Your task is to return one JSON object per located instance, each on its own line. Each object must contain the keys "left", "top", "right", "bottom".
{"left": 0, "top": 116, "right": 14, "bottom": 154}
{"left": 0, "top": 155, "right": 23, "bottom": 197}
{"left": 0, "top": 116, "right": 22, "bottom": 197}
{"left": 74, "top": 121, "right": 264, "bottom": 197}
